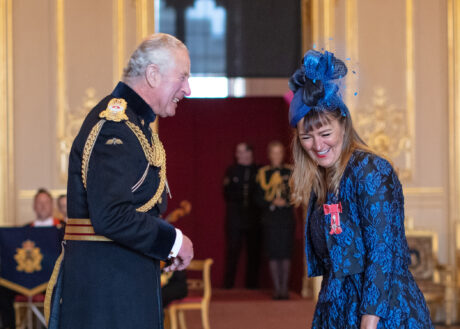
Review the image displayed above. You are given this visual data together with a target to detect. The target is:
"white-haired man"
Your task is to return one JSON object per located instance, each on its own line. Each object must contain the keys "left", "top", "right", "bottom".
{"left": 46, "top": 33, "right": 194, "bottom": 329}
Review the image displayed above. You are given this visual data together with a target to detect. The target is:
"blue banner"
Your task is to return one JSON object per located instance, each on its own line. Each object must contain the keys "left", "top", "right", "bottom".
{"left": 0, "top": 227, "right": 62, "bottom": 293}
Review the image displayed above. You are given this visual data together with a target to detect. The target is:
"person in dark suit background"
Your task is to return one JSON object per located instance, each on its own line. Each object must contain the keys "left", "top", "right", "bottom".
{"left": 289, "top": 49, "right": 432, "bottom": 328}
{"left": 223, "top": 142, "right": 261, "bottom": 289}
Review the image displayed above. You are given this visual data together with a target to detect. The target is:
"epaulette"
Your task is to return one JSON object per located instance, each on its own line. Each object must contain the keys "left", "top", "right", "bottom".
{"left": 99, "top": 98, "right": 128, "bottom": 122}
{"left": 256, "top": 165, "right": 269, "bottom": 183}
{"left": 82, "top": 98, "right": 129, "bottom": 187}
{"left": 257, "top": 165, "right": 283, "bottom": 201}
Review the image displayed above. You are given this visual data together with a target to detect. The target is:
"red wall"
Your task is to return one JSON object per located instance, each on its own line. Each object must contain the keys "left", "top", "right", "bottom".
{"left": 160, "top": 97, "right": 305, "bottom": 291}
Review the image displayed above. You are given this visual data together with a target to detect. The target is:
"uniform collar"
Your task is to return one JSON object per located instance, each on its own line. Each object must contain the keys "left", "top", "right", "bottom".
{"left": 111, "top": 81, "right": 156, "bottom": 125}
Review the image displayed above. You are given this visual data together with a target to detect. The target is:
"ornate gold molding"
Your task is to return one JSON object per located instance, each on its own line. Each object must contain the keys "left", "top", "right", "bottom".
{"left": 301, "top": 0, "right": 310, "bottom": 54}
{"left": 113, "top": 0, "right": 125, "bottom": 84}
{"left": 403, "top": 187, "right": 444, "bottom": 197}
{"left": 136, "top": 0, "right": 156, "bottom": 132}
{"left": 56, "top": 0, "right": 69, "bottom": 183}
{"left": 448, "top": 0, "right": 460, "bottom": 284}
{"left": 311, "top": 0, "right": 319, "bottom": 47}
{"left": 345, "top": 0, "right": 358, "bottom": 115}
{"left": 405, "top": 0, "right": 416, "bottom": 181}
{"left": 136, "top": 0, "right": 155, "bottom": 44}
{"left": 56, "top": 0, "right": 67, "bottom": 147}
{"left": 310, "top": 0, "right": 334, "bottom": 49}
{"left": 323, "top": 0, "right": 334, "bottom": 48}
{"left": 56, "top": 0, "right": 155, "bottom": 180}
{"left": 356, "top": 88, "right": 413, "bottom": 181}
{"left": 59, "top": 88, "right": 99, "bottom": 181}
{"left": 18, "top": 189, "right": 67, "bottom": 200}
{"left": 0, "top": 0, "right": 15, "bottom": 226}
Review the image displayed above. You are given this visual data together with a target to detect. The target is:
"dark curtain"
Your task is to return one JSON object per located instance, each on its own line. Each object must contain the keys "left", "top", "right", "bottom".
{"left": 222, "top": 0, "right": 302, "bottom": 77}
{"left": 160, "top": 97, "right": 305, "bottom": 291}
{"left": 163, "top": 0, "right": 302, "bottom": 77}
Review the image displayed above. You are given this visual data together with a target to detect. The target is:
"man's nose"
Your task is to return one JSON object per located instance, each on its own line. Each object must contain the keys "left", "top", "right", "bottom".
{"left": 183, "top": 80, "right": 191, "bottom": 96}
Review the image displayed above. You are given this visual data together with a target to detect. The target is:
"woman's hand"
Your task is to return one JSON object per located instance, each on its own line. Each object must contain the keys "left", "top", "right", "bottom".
{"left": 360, "top": 315, "right": 380, "bottom": 329}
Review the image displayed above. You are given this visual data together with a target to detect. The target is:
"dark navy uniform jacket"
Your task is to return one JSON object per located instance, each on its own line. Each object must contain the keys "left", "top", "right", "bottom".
{"left": 58, "top": 82, "right": 177, "bottom": 329}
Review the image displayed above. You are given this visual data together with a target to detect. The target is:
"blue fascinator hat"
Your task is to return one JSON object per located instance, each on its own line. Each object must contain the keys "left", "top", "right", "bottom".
{"left": 288, "top": 50, "right": 349, "bottom": 127}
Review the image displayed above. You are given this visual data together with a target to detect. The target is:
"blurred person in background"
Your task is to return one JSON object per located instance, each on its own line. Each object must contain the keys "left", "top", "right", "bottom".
{"left": 223, "top": 142, "right": 261, "bottom": 289}
{"left": 256, "top": 141, "right": 295, "bottom": 300}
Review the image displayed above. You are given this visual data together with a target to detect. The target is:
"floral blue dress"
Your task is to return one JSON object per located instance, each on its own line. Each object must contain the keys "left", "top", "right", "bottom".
{"left": 306, "top": 151, "right": 433, "bottom": 328}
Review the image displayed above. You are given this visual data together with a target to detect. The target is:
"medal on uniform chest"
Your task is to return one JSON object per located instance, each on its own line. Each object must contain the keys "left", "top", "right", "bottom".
{"left": 323, "top": 202, "right": 343, "bottom": 235}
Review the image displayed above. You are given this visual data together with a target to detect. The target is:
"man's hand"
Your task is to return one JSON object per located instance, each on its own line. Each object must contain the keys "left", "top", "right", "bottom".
{"left": 360, "top": 314, "right": 379, "bottom": 329}
{"left": 164, "top": 234, "right": 193, "bottom": 272}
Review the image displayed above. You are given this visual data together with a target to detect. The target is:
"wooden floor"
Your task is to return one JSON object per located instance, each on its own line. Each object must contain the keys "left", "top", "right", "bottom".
{"left": 173, "top": 289, "right": 459, "bottom": 329}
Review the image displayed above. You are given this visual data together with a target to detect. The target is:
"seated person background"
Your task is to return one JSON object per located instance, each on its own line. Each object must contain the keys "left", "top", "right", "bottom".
{"left": 28, "top": 188, "right": 64, "bottom": 228}
{"left": 56, "top": 194, "right": 67, "bottom": 222}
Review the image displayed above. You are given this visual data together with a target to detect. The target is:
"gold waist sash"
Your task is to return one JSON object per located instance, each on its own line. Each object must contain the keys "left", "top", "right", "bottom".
{"left": 64, "top": 218, "right": 112, "bottom": 242}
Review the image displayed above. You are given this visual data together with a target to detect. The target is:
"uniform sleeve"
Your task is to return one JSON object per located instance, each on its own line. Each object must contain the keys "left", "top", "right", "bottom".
{"left": 86, "top": 122, "right": 176, "bottom": 261}
{"left": 355, "top": 155, "right": 403, "bottom": 319}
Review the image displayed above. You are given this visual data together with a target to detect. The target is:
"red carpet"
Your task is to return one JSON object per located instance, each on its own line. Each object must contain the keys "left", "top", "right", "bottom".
{"left": 173, "top": 289, "right": 315, "bottom": 329}
{"left": 173, "top": 289, "right": 457, "bottom": 329}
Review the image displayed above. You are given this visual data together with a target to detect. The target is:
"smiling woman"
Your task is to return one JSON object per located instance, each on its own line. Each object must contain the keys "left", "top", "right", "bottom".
{"left": 288, "top": 50, "right": 433, "bottom": 329}
{"left": 298, "top": 113, "right": 344, "bottom": 169}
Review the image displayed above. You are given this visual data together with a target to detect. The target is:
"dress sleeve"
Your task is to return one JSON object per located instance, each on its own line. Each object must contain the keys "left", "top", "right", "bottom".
{"left": 355, "top": 154, "right": 404, "bottom": 319}
{"left": 86, "top": 122, "right": 176, "bottom": 261}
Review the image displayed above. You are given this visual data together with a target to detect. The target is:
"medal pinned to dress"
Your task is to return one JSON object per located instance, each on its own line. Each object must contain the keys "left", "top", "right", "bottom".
{"left": 323, "top": 202, "right": 343, "bottom": 235}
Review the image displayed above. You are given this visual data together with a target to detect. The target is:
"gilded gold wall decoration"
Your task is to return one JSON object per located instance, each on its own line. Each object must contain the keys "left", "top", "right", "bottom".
{"left": 0, "top": 0, "right": 14, "bottom": 226}
{"left": 355, "top": 87, "right": 412, "bottom": 182}
{"left": 58, "top": 88, "right": 98, "bottom": 182}
{"left": 14, "top": 240, "right": 43, "bottom": 274}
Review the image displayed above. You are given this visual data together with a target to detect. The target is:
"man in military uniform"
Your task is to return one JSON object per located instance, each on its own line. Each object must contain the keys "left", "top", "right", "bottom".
{"left": 46, "top": 33, "right": 194, "bottom": 329}
{"left": 223, "top": 143, "right": 261, "bottom": 289}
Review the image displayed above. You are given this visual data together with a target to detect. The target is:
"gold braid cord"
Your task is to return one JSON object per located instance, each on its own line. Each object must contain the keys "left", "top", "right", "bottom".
{"left": 81, "top": 120, "right": 106, "bottom": 189}
{"left": 81, "top": 120, "right": 166, "bottom": 213}
{"left": 256, "top": 166, "right": 283, "bottom": 202}
{"left": 125, "top": 121, "right": 166, "bottom": 212}
{"left": 44, "top": 249, "right": 65, "bottom": 325}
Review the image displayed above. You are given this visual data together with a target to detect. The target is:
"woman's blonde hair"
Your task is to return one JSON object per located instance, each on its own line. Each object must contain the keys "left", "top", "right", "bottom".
{"left": 289, "top": 108, "right": 373, "bottom": 207}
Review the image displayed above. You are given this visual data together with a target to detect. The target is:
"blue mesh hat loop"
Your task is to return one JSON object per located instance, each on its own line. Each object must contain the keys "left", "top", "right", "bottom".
{"left": 289, "top": 50, "right": 349, "bottom": 127}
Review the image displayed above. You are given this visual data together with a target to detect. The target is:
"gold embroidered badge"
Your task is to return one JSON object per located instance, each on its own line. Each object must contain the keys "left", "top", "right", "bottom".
{"left": 14, "top": 240, "right": 43, "bottom": 273}
{"left": 99, "top": 98, "right": 128, "bottom": 122}
{"left": 105, "top": 138, "right": 123, "bottom": 145}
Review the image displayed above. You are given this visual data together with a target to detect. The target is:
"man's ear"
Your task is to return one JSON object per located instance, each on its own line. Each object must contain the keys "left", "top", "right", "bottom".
{"left": 145, "top": 64, "right": 160, "bottom": 88}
